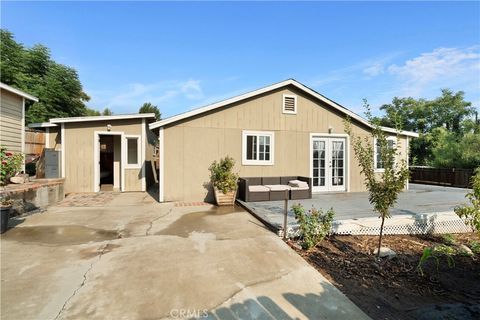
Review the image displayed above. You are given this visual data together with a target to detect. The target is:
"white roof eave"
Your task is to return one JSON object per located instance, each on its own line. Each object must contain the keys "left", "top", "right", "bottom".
{"left": 28, "top": 122, "right": 58, "bottom": 128}
{"left": 148, "top": 79, "right": 418, "bottom": 138}
{"left": 50, "top": 113, "right": 156, "bottom": 124}
{"left": 0, "top": 82, "right": 39, "bottom": 102}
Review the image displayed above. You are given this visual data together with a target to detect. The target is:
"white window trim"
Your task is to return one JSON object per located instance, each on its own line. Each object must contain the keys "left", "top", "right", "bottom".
{"left": 158, "top": 127, "right": 164, "bottom": 202}
{"left": 242, "top": 130, "right": 275, "bottom": 166}
{"left": 141, "top": 119, "right": 146, "bottom": 192}
{"left": 374, "top": 136, "right": 396, "bottom": 173}
{"left": 125, "top": 135, "right": 142, "bottom": 169}
{"left": 282, "top": 94, "right": 297, "bottom": 114}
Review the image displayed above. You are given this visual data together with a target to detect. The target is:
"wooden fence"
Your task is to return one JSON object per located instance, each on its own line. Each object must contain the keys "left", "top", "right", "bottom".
{"left": 24, "top": 129, "right": 45, "bottom": 155}
{"left": 410, "top": 167, "right": 474, "bottom": 188}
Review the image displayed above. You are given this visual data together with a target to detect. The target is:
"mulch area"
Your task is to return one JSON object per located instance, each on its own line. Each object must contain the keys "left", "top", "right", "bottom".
{"left": 289, "top": 233, "right": 480, "bottom": 320}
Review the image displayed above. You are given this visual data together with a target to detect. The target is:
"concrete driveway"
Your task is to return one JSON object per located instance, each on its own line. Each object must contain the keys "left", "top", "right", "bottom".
{"left": 1, "top": 192, "right": 368, "bottom": 320}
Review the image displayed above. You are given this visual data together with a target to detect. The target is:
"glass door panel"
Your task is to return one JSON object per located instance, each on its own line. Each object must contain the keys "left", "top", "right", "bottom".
{"left": 312, "top": 139, "right": 326, "bottom": 187}
{"left": 331, "top": 140, "right": 345, "bottom": 187}
{"left": 311, "top": 137, "right": 346, "bottom": 192}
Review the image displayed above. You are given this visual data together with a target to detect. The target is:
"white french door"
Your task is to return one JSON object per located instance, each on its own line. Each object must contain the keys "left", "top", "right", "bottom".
{"left": 311, "top": 136, "right": 346, "bottom": 192}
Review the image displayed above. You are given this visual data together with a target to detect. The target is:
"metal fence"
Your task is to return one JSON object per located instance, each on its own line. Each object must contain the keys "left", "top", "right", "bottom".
{"left": 410, "top": 167, "right": 474, "bottom": 188}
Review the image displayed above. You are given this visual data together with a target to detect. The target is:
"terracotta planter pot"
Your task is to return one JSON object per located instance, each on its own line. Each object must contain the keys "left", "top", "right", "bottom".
{"left": 214, "top": 188, "right": 237, "bottom": 206}
{"left": 1, "top": 206, "right": 11, "bottom": 234}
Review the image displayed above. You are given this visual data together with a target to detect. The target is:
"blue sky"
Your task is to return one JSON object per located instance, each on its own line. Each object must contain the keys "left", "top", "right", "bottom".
{"left": 2, "top": 1, "right": 479, "bottom": 118}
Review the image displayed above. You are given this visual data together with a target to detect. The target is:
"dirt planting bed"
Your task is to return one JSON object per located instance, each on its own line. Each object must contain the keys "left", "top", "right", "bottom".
{"left": 290, "top": 233, "right": 480, "bottom": 320}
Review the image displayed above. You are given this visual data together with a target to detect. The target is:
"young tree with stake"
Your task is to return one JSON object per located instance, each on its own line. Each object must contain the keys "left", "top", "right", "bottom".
{"left": 344, "top": 100, "right": 410, "bottom": 258}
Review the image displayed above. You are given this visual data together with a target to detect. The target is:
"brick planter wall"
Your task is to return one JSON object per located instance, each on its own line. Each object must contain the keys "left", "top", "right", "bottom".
{"left": 0, "top": 179, "right": 65, "bottom": 215}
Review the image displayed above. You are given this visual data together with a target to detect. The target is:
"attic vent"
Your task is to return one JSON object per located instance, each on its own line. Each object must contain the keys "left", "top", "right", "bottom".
{"left": 283, "top": 95, "right": 297, "bottom": 114}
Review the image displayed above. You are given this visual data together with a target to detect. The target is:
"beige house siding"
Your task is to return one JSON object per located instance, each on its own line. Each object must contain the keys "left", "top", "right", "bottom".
{"left": 0, "top": 90, "right": 23, "bottom": 152}
{"left": 124, "top": 169, "right": 141, "bottom": 191}
{"left": 46, "top": 127, "right": 61, "bottom": 151}
{"left": 63, "top": 119, "right": 144, "bottom": 193}
{"left": 162, "top": 85, "right": 409, "bottom": 202}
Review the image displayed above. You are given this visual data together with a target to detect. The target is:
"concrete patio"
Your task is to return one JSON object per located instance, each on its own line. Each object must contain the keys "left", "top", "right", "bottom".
{"left": 1, "top": 192, "right": 369, "bottom": 320}
{"left": 238, "top": 184, "right": 471, "bottom": 236}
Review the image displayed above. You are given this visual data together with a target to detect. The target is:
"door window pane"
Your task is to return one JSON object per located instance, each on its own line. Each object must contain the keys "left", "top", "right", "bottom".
{"left": 127, "top": 138, "right": 139, "bottom": 165}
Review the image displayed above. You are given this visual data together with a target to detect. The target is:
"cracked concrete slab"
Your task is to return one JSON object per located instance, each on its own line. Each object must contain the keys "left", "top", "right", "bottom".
{"left": 1, "top": 192, "right": 369, "bottom": 320}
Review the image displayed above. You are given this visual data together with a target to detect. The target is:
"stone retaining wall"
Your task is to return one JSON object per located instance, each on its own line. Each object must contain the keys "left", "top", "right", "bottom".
{"left": 0, "top": 179, "right": 65, "bottom": 215}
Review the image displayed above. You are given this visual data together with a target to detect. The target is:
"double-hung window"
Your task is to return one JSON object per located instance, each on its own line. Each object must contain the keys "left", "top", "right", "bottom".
{"left": 242, "top": 131, "right": 274, "bottom": 165}
{"left": 374, "top": 137, "right": 396, "bottom": 172}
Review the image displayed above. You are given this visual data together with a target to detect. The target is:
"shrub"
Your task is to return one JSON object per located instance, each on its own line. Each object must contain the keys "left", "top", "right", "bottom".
{"left": 209, "top": 156, "right": 239, "bottom": 194}
{"left": 292, "top": 204, "right": 335, "bottom": 250}
{"left": 417, "top": 245, "right": 455, "bottom": 276}
{"left": 455, "top": 168, "right": 480, "bottom": 234}
{"left": 441, "top": 233, "right": 456, "bottom": 245}
{"left": 1, "top": 147, "right": 24, "bottom": 185}
{"left": 469, "top": 241, "right": 480, "bottom": 254}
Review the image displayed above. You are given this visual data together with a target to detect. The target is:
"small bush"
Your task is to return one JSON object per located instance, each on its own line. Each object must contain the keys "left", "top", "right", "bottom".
{"left": 417, "top": 244, "right": 455, "bottom": 276}
{"left": 469, "top": 241, "right": 480, "bottom": 254}
{"left": 292, "top": 204, "right": 334, "bottom": 250}
{"left": 209, "top": 156, "right": 239, "bottom": 194}
{"left": 455, "top": 168, "right": 480, "bottom": 234}
{"left": 1, "top": 147, "right": 24, "bottom": 185}
{"left": 441, "top": 233, "right": 456, "bottom": 245}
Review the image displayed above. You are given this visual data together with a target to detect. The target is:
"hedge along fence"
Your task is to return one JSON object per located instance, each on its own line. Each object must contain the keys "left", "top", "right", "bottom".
{"left": 410, "top": 167, "right": 474, "bottom": 188}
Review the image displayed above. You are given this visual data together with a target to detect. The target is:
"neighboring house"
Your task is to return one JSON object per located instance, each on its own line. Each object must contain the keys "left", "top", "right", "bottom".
{"left": 0, "top": 82, "right": 39, "bottom": 168}
{"left": 149, "top": 79, "right": 418, "bottom": 202}
{"left": 29, "top": 114, "right": 157, "bottom": 193}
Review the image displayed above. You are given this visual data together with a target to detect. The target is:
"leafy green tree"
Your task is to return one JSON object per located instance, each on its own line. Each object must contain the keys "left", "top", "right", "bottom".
{"left": 84, "top": 108, "right": 101, "bottom": 116}
{"left": 0, "top": 29, "right": 90, "bottom": 124}
{"left": 429, "top": 89, "right": 474, "bottom": 133}
{"left": 139, "top": 102, "right": 161, "bottom": 120}
{"left": 102, "top": 108, "right": 113, "bottom": 116}
{"left": 345, "top": 100, "right": 410, "bottom": 258}
{"left": 430, "top": 128, "right": 480, "bottom": 169}
{"left": 0, "top": 30, "right": 25, "bottom": 86}
{"left": 378, "top": 89, "right": 477, "bottom": 168}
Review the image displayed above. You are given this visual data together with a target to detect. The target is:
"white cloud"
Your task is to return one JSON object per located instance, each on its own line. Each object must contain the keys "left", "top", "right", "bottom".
{"left": 387, "top": 46, "right": 480, "bottom": 96}
{"left": 86, "top": 79, "right": 204, "bottom": 114}
{"left": 363, "top": 62, "right": 385, "bottom": 77}
{"left": 180, "top": 79, "right": 203, "bottom": 99}
{"left": 311, "top": 53, "right": 400, "bottom": 86}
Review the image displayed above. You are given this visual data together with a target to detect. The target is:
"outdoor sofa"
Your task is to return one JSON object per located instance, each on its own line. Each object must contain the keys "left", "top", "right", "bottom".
{"left": 238, "top": 176, "right": 312, "bottom": 202}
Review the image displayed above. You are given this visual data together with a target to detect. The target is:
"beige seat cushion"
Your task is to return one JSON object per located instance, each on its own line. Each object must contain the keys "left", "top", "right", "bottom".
{"left": 290, "top": 186, "right": 309, "bottom": 191}
{"left": 248, "top": 185, "right": 270, "bottom": 192}
{"left": 288, "top": 180, "right": 309, "bottom": 188}
{"left": 265, "top": 184, "right": 291, "bottom": 191}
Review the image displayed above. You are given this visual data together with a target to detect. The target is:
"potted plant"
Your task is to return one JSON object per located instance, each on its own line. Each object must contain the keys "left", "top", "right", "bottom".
{"left": 1, "top": 199, "right": 13, "bottom": 233}
{"left": 209, "top": 156, "right": 239, "bottom": 206}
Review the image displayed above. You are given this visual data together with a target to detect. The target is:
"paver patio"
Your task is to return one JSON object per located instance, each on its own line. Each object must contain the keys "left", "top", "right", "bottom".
{"left": 238, "top": 183, "right": 470, "bottom": 234}
{"left": 1, "top": 192, "right": 369, "bottom": 320}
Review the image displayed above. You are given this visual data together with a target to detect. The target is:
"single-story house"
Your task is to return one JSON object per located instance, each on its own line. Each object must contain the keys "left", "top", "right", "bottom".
{"left": 149, "top": 79, "right": 418, "bottom": 202}
{"left": 0, "top": 82, "right": 39, "bottom": 169}
{"left": 29, "top": 114, "right": 157, "bottom": 193}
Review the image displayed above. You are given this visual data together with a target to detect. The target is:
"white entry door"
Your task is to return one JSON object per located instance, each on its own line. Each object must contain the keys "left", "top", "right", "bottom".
{"left": 311, "top": 137, "right": 346, "bottom": 192}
